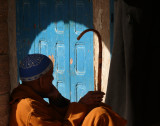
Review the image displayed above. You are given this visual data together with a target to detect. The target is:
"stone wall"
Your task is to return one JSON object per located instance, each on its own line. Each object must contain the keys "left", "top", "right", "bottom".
{"left": 93, "top": 0, "right": 110, "bottom": 100}
{"left": 8, "top": 0, "right": 17, "bottom": 92}
{"left": 0, "top": 0, "right": 10, "bottom": 126}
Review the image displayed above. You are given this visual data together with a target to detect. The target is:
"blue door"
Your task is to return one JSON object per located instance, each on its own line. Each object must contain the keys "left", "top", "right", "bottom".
{"left": 16, "top": 0, "right": 93, "bottom": 102}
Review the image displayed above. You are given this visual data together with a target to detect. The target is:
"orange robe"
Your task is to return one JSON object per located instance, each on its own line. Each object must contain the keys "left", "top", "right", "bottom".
{"left": 9, "top": 85, "right": 126, "bottom": 126}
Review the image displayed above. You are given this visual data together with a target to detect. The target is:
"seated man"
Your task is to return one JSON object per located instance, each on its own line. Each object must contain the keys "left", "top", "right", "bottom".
{"left": 9, "top": 54, "right": 126, "bottom": 126}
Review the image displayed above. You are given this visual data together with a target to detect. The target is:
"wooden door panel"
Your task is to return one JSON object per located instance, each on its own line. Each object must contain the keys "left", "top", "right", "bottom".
{"left": 16, "top": 0, "right": 93, "bottom": 101}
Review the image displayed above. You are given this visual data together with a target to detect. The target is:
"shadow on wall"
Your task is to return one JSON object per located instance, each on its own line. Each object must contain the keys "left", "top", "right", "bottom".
{"left": 16, "top": 0, "right": 98, "bottom": 101}
{"left": 16, "top": 0, "right": 112, "bottom": 64}
{"left": 16, "top": 0, "right": 94, "bottom": 63}
{"left": 15, "top": 0, "right": 112, "bottom": 99}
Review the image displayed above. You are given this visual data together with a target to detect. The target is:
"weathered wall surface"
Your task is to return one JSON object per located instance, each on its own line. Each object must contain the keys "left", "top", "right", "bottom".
{"left": 0, "top": 0, "right": 10, "bottom": 126}
{"left": 8, "top": 0, "right": 17, "bottom": 92}
{"left": 93, "top": 0, "right": 110, "bottom": 101}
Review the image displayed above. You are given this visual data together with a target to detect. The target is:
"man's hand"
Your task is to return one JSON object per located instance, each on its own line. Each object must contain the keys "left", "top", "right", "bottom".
{"left": 79, "top": 91, "right": 105, "bottom": 105}
{"left": 47, "top": 85, "right": 70, "bottom": 108}
{"left": 46, "top": 85, "right": 60, "bottom": 99}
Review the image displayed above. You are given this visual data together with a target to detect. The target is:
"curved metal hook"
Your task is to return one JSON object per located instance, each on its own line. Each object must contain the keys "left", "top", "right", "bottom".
{"left": 77, "top": 29, "right": 102, "bottom": 92}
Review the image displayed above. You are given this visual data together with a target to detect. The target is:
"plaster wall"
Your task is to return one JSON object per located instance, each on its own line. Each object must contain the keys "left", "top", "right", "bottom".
{"left": 8, "top": 0, "right": 17, "bottom": 92}
{"left": 93, "top": 0, "right": 110, "bottom": 101}
{"left": 0, "top": 1, "right": 10, "bottom": 126}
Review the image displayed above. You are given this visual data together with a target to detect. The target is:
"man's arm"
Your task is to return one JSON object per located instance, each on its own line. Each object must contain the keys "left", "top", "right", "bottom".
{"left": 46, "top": 85, "right": 70, "bottom": 107}
{"left": 79, "top": 91, "right": 105, "bottom": 105}
{"left": 49, "top": 93, "right": 70, "bottom": 107}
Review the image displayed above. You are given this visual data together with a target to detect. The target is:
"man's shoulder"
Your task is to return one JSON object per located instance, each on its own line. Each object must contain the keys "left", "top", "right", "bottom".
{"left": 18, "top": 98, "right": 46, "bottom": 109}
{"left": 19, "top": 98, "right": 50, "bottom": 113}
{"left": 10, "top": 98, "right": 35, "bottom": 120}
{"left": 14, "top": 98, "right": 47, "bottom": 117}
{"left": 16, "top": 98, "right": 36, "bottom": 111}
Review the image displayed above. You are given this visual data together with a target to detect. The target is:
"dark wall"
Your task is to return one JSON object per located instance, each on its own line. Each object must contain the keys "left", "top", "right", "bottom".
{"left": 0, "top": 0, "right": 10, "bottom": 126}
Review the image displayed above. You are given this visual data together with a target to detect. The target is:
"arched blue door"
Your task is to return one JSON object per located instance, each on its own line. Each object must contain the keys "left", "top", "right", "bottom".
{"left": 16, "top": 0, "right": 94, "bottom": 102}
